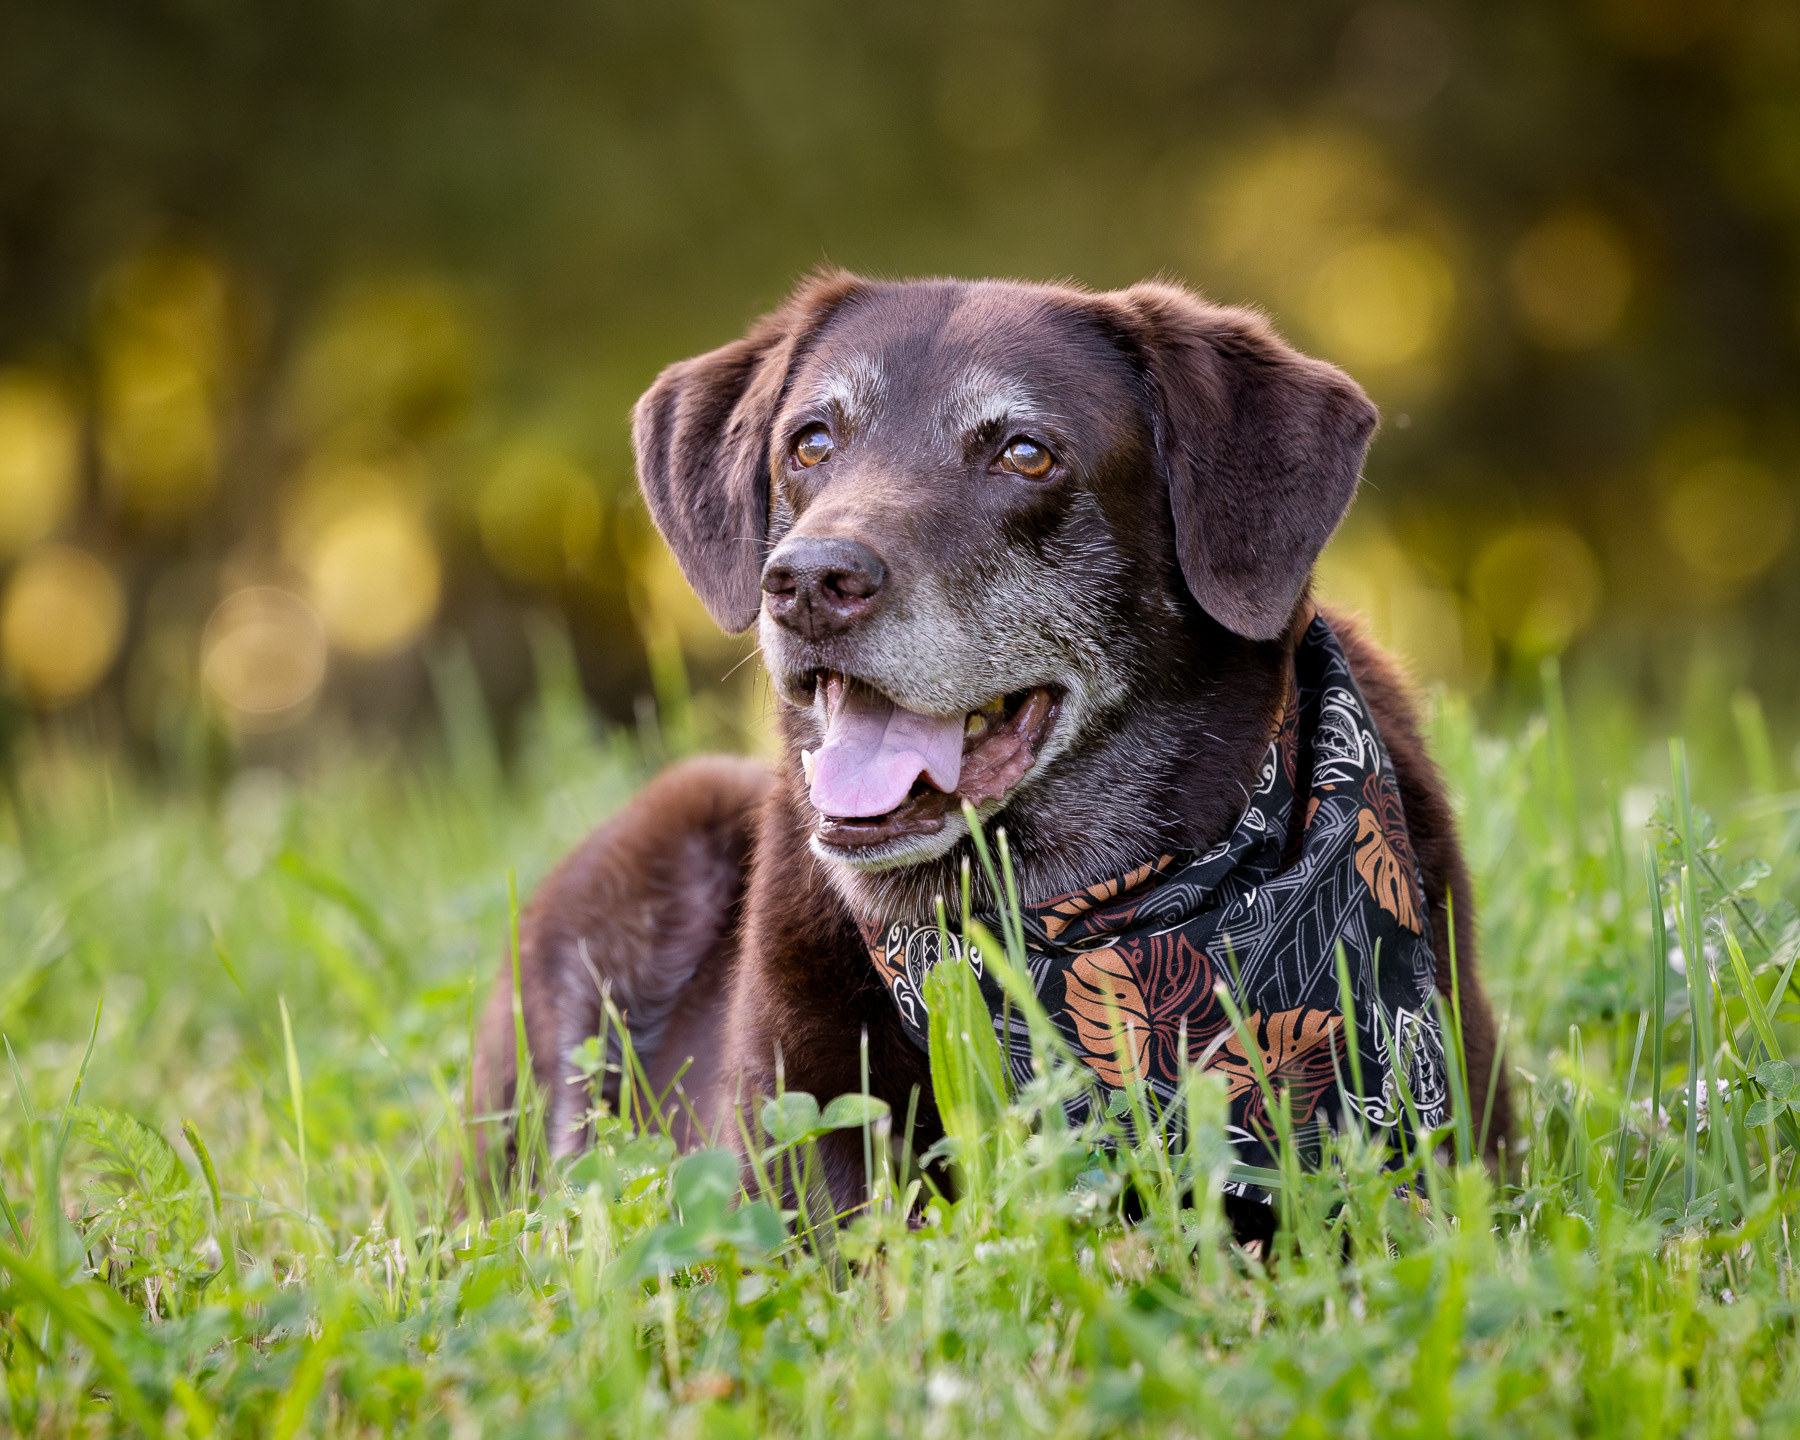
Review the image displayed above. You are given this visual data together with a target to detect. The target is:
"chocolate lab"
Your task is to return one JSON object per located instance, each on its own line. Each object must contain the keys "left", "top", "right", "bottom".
{"left": 473, "top": 271, "right": 1508, "bottom": 1225}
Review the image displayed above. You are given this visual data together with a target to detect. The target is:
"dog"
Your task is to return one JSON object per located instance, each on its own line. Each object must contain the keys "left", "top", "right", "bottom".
{"left": 472, "top": 271, "right": 1508, "bottom": 1231}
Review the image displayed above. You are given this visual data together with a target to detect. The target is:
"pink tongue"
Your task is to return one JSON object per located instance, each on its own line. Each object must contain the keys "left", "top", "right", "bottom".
{"left": 810, "top": 684, "right": 966, "bottom": 818}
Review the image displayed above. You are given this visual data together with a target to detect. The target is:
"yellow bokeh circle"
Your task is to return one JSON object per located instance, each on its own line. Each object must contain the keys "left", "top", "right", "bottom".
{"left": 0, "top": 373, "right": 81, "bottom": 558}
{"left": 1313, "top": 525, "right": 1493, "bottom": 693}
{"left": 1508, "top": 209, "right": 1633, "bottom": 350}
{"left": 1660, "top": 458, "right": 1794, "bottom": 586}
{"left": 94, "top": 250, "right": 230, "bottom": 522}
{"left": 201, "top": 587, "right": 329, "bottom": 730}
{"left": 1, "top": 545, "right": 127, "bottom": 705}
{"left": 477, "top": 445, "right": 603, "bottom": 585}
{"left": 287, "top": 279, "right": 473, "bottom": 447}
{"left": 302, "top": 497, "right": 442, "bottom": 656}
{"left": 1308, "top": 233, "right": 1454, "bottom": 368}
{"left": 1470, "top": 523, "right": 1603, "bottom": 657}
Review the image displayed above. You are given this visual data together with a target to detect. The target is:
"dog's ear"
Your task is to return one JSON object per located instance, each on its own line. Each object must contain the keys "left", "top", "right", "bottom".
{"left": 1105, "top": 282, "right": 1378, "bottom": 641}
{"left": 631, "top": 271, "right": 865, "bottom": 633}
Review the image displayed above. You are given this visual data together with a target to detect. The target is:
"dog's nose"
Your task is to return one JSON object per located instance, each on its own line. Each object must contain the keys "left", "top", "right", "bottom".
{"left": 760, "top": 536, "right": 887, "bottom": 640}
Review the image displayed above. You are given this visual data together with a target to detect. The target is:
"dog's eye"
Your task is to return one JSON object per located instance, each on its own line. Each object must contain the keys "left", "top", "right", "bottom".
{"left": 793, "top": 427, "right": 834, "bottom": 468}
{"left": 999, "top": 437, "right": 1055, "bottom": 479}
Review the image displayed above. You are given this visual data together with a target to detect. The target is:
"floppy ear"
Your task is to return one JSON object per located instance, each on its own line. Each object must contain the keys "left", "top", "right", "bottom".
{"left": 1107, "top": 282, "right": 1378, "bottom": 641}
{"left": 631, "top": 271, "right": 865, "bottom": 633}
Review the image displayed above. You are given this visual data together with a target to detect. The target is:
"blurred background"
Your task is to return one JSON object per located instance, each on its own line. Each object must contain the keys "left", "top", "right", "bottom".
{"left": 2, "top": 0, "right": 1798, "bottom": 784}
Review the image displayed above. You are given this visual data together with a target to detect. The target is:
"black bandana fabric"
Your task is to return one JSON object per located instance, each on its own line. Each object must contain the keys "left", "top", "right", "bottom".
{"left": 860, "top": 613, "right": 1449, "bottom": 1189}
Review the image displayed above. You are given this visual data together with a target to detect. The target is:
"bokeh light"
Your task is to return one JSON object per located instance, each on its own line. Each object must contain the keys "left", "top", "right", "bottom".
{"left": 1508, "top": 208, "right": 1634, "bottom": 350}
{"left": 1204, "top": 130, "right": 1457, "bottom": 379}
{"left": 1308, "top": 232, "right": 1455, "bottom": 368}
{"left": 302, "top": 497, "right": 442, "bottom": 657}
{"left": 0, "top": 544, "right": 126, "bottom": 705}
{"left": 0, "top": 372, "right": 80, "bottom": 558}
{"left": 201, "top": 586, "right": 329, "bottom": 730}
{"left": 1206, "top": 131, "right": 1395, "bottom": 282}
{"left": 1315, "top": 522, "right": 1492, "bottom": 692}
{"left": 1660, "top": 457, "right": 1795, "bottom": 588}
{"left": 1470, "top": 523, "right": 1603, "bottom": 659}
{"left": 286, "top": 280, "right": 473, "bottom": 449}
{"left": 477, "top": 443, "right": 604, "bottom": 585}
{"left": 1, "top": 4, "right": 1798, "bottom": 738}
{"left": 94, "top": 250, "right": 230, "bottom": 523}
{"left": 626, "top": 535, "right": 744, "bottom": 661}
{"left": 1315, "top": 534, "right": 1491, "bottom": 692}
{"left": 281, "top": 458, "right": 443, "bottom": 656}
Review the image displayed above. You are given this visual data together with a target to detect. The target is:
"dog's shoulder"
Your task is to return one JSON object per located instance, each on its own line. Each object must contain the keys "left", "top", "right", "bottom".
{"left": 533, "top": 754, "right": 772, "bottom": 934}
{"left": 471, "top": 754, "right": 773, "bottom": 1148}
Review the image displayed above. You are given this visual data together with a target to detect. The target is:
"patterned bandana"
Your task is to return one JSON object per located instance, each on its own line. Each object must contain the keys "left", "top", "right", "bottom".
{"left": 859, "top": 612, "right": 1449, "bottom": 1190}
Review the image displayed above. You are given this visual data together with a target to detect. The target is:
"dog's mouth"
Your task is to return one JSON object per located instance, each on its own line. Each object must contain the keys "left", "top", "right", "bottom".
{"left": 802, "top": 672, "right": 1060, "bottom": 851}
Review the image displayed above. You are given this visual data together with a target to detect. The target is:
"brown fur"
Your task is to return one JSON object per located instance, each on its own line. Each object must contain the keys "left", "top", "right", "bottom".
{"left": 471, "top": 756, "right": 771, "bottom": 1159}
{"left": 473, "top": 272, "right": 1511, "bottom": 1223}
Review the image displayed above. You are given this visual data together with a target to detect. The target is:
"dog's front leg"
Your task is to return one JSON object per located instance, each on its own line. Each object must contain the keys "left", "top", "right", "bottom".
{"left": 719, "top": 912, "right": 936, "bottom": 1221}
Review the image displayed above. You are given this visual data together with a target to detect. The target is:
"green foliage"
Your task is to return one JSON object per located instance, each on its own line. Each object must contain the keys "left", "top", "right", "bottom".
{"left": 3, "top": 671, "right": 1800, "bottom": 1435}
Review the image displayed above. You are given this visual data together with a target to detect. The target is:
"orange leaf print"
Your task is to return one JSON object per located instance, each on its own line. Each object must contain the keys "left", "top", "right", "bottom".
{"left": 1354, "top": 807, "right": 1421, "bottom": 932}
{"left": 1263, "top": 1007, "right": 1342, "bottom": 1073}
{"left": 1064, "top": 948, "right": 1151, "bottom": 1087}
{"left": 1042, "top": 857, "right": 1172, "bottom": 939}
{"left": 1212, "top": 1007, "right": 1344, "bottom": 1123}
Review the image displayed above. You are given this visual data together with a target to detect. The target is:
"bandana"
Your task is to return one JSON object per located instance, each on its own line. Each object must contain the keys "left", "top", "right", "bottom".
{"left": 860, "top": 613, "right": 1449, "bottom": 1190}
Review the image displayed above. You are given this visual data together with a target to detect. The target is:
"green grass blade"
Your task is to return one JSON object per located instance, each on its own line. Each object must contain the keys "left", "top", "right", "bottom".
{"left": 53, "top": 994, "right": 102, "bottom": 1159}
{"left": 922, "top": 925, "right": 1007, "bottom": 1203}
{"left": 1443, "top": 887, "right": 1475, "bottom": 1165}
{"left": 1616, "top": 1011, "right": 1648, "bottom": 1197}
{"left": 181, "top": 1117, "right": 224, "bottom": 1216}
{"left": 1732, "top": 690, "right": 1779, "bottom": 797}
{"left": 1434, "top": 994, "right": 1473, "bottom": 1168}
{"left": 376, "top": 1140, "right": 421, "bottom": 1283}
{"left": 182, "top": 1116, "right": 238, "bottom": 1283}
{"left": 1478, "top": 1010, "right": 1509, "bottom": 1161}
{"left": 0, "top": 1176, "right": 25, "bottom": 1250}
{"left": 4, "top": 1033, "right": 36, "bottom": 1126}
{"left": 279, "top": 848, "right": 406, "bottom": 975}
{"left": 1724, "top": 925, "right": 1780, "bottom": 1063}
{"left": 279, "top": 994, "right": 309, "bottom": 1220}
{"left": 210, "top": 917, "right": 248, "bottom": 1000}
{"left": 270, "top": 1287, "right": 345, "bottom": 1440}
{"left": 962, "top": 916, "right": 1076, "bottom": 1076}
{"left": 1645, "top": 841, "right": 1667, "bottom": 1138}
{"left": 1333, "top": 940, "right": 1366, "bottom": 1112}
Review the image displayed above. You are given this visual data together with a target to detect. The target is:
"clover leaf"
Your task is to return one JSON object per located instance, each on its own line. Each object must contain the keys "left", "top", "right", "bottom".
{"left": 1756, "top": 1059, "right": 1795, "bottom": 1100}
{"left": 761, "top": 1091, "right": 823, "bottom": 1146}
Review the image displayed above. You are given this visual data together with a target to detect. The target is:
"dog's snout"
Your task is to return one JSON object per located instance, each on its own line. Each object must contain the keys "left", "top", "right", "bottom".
{"left": 761, "top": 536, "right": 887, "bottom": 640}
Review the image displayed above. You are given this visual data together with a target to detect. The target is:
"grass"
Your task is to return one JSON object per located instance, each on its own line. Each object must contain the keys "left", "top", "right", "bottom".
{"left": 2, "top": 639, "right": 1799, "bottom": 1438}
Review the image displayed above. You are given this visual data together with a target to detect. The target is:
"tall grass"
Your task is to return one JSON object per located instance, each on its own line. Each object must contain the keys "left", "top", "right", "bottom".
{"left": 2, "top": 650, "right": 1798, "bottom": 1436}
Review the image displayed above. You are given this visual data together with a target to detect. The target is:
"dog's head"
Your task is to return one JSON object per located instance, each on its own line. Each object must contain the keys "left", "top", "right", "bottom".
{"left": 633, "top": 273, "right": 1376, "bottom": 916}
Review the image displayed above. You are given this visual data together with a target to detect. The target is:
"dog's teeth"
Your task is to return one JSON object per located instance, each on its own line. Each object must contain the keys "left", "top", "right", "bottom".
{"left": 980, "top": 695, "right": 1006, "bottom": 715}
{"left": 801, "top": 749, "right": 815, "bottom": 784}
{"left": 964, "top": 714, "right": 984, "bottom": 738}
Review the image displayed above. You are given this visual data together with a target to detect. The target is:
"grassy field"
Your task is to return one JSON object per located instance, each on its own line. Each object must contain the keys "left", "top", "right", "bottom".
{"left": 2, "top": 640, "right": 1799, "bottom": 1438}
